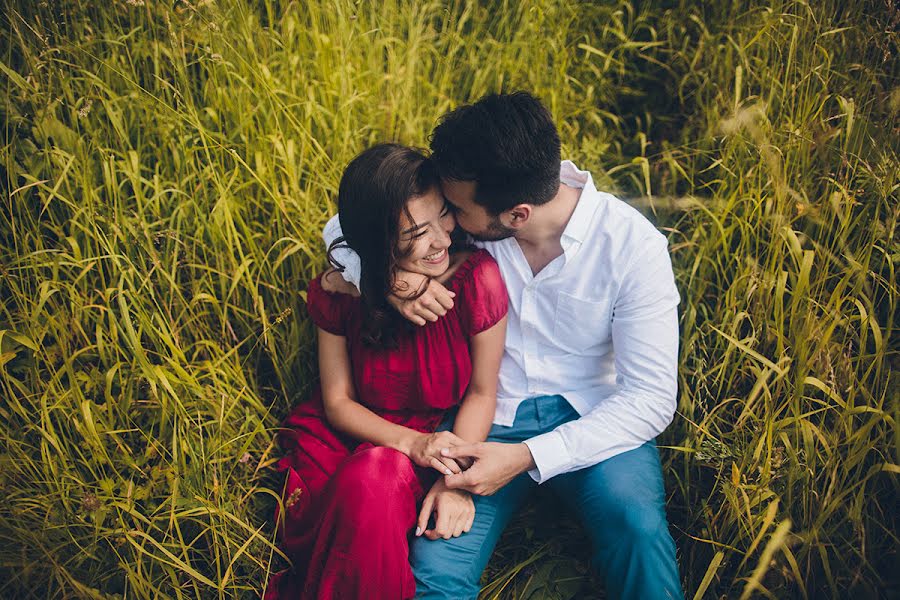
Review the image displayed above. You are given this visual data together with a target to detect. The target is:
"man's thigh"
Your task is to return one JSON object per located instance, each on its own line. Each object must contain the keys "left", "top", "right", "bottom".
{"left": 410, "top": 471, "right": 534, "bottom": 600}
{"left": 548, "top": 439, "right": 668, "bottom": 524}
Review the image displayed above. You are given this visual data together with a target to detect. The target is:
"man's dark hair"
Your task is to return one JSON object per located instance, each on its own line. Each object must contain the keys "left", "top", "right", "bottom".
{"left": 429, "top": 91, "right": 561, "bottom": 215}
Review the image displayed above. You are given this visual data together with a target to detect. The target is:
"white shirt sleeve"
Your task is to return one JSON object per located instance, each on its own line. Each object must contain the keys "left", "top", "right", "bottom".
{"left": 323, "top": 214, "right": 361, "bottom": 290}
{"left": 523, "top": 234, "right": 680, "bottom": 483}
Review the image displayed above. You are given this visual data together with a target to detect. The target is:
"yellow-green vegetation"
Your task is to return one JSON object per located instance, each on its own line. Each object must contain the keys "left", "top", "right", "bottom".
{"left": 0, "top": 0, "right": 896, "bottom": 598}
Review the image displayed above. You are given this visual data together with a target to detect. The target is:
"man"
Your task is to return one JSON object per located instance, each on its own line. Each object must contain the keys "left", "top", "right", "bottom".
{"left": 324, "top": 92, "right": 684, "bottom": 600}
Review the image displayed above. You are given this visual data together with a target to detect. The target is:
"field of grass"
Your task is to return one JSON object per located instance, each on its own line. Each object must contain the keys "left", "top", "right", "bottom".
{"left": 0, "top": 0, "right": 896, "bottom": 598}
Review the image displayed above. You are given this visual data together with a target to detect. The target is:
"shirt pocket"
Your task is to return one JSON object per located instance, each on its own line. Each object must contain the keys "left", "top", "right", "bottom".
{"left": 553, "top": 292, "right": 612, "bottom": 353}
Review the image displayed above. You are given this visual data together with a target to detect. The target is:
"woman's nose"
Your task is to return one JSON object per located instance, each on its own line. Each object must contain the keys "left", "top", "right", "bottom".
{"left": 435, "top": 219, "right": 453, "bottom": 247}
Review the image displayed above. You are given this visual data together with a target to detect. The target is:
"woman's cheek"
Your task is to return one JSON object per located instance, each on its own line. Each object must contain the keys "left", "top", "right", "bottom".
{"left": 412, "top": 238, "right": 428, "bottom": 260}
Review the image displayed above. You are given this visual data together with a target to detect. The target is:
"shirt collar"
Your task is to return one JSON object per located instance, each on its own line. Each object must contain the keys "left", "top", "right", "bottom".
{"left": 559, "top": 160, "right": 601, "bottom": 257}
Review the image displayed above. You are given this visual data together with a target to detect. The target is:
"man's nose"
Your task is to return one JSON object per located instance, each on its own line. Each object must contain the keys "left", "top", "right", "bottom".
{"left": 446, "top": 212, "right": 458, "bottom": 233}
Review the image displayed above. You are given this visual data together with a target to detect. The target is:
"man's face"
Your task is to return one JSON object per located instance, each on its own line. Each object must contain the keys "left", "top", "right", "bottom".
{"left": 440, "top": 179, "right": 516, "bottom": 242}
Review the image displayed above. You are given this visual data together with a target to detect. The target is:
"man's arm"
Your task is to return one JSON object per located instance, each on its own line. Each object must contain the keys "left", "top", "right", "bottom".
{"left": 443, "top": 234, "right": 679, "bottom": 491}
{"left": 523, "top": 234, "right": 680, "bottom": 482}
{"left": 322, "top": 214, "right": 456, "bottom": 325}
{"left": 323, "top": 214, "right": 361, "bottom": 289}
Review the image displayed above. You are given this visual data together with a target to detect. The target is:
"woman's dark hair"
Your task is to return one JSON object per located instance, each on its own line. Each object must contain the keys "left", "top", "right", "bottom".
{"left": 326, "top": 143, "right": 441, "bottom": 348}
{"left": 429, "top": 91, "right": 561, "bottom": 215}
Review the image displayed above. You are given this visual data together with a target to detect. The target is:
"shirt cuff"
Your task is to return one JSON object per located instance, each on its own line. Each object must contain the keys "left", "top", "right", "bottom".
{"left": 523, "top": 430, "right": 570, "bottom": 484}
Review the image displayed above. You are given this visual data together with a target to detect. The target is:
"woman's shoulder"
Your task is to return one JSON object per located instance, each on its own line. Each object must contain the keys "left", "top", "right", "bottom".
{"left": 448, "top": 249, "right": 507, "bottom": 334}
{"left": 447, "top": 249, "right": 507, "bottom": 309}
{"left": 318, "top": 269, "right": 361, "bottom": 297}
{"left": 447, "top": 249, "right": 501, "bottom": 289}
{"left": 306, "top": 270, "right": 360, "bottom": 336}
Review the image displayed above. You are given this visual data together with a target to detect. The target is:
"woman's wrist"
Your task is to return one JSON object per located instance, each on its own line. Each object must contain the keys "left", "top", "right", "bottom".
{"left": 395, "top": 429, "right": 422, "bottom": 457}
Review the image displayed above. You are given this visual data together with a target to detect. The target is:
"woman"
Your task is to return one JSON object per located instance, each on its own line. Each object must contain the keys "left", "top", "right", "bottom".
{"left": 266, "top": 144, "right": 508, "bottom": 599}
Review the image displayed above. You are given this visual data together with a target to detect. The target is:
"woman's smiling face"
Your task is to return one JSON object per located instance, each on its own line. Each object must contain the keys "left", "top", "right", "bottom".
{"left": 396, "top": 187, "right": 456, "bottom": 278}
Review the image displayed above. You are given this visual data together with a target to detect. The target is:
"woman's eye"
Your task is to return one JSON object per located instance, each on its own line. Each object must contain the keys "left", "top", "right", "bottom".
{"left": 408, "top": 230, "right": 428, "bottom": 240}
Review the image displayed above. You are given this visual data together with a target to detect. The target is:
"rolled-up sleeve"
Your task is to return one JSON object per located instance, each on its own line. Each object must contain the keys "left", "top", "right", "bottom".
{"left": 523, "top": 234, "right": 680, "bottom": 483}
{"left": 323, "top": 214, "right": 362, "bottom": 290}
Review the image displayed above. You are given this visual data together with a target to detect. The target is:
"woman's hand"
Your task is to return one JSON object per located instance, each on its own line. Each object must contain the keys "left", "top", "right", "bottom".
{"left": 406, "top": 430, "right": 468, "bottom": 475}
{"left": 415, "top": 478, "right": 475, "bottom": 540}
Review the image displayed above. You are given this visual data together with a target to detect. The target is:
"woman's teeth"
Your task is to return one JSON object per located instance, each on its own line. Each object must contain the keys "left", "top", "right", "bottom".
{"left": 424, "top": 249, "right": 446, "bottom": 261}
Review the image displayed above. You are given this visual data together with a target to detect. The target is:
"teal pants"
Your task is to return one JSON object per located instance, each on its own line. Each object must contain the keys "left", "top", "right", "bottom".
{"left": 411, "top": 395, "right": 684, "bottom": 600}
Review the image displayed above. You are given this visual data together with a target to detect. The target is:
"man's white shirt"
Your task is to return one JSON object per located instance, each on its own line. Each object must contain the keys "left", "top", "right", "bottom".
{"left": 323, "top": 161, "right": 680, "bottom": 484}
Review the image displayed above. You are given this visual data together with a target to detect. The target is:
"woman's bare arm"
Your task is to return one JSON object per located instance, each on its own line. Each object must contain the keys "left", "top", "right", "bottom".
{"left": 451, "top": 315, "right": 507, "bottom": 444}
{"left": 317, "top": 327, "right": 466, "bottom": 468}
{"left": 415, "top": 315, "right": 506, "bottom": 539}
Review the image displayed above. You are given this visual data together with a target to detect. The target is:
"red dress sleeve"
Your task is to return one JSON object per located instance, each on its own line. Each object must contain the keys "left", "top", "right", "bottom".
{"left": 306, "top": 273, "right": 355, "bottom": 336}
{"left": 454, "top": 251, "right": 509, "bottom": 336}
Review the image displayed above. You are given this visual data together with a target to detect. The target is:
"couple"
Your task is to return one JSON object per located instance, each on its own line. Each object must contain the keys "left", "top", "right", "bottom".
{"left": 267, "top": 92, "right": 684, "bottom": 600}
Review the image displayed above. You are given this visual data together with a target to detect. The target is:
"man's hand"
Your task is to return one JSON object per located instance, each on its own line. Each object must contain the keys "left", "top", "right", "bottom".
{"left": 440, "top": 442, "right": 537, "bottom": 496}
{"left": 416, "top": 478, "right": 475, "bottom": 540}
{"left": 389, "top": 273, "right": 455, "bottom": 326}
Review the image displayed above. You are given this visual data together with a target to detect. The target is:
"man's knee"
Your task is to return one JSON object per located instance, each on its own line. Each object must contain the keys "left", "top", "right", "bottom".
{"left": 575, "top": 477, "right": 671, "bottom": 553}
{"left": 614, "top": 501, "right": 669, "bottom": 541}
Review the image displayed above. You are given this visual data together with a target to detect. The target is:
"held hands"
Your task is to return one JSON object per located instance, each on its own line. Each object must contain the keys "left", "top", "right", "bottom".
{"left": 406, "top": 430, "right": 469, "bottom": 475}
{"left": 416, "top": 477, "right": 474, "bottom": 540}
{"left": 388, "top": 273, "right": 456, "bottom": 326}
{"left": 440, "top": 442, "right": 536, "bottom": 496}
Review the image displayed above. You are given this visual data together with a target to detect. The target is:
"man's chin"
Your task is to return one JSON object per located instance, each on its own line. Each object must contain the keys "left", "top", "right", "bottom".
{"left": 467, "top": 224, "right": 516, "bottom": 242}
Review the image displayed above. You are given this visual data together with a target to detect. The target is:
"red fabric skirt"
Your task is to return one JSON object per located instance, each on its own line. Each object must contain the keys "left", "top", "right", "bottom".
{"left": 265, "top": 389, "right": 442, "bottom": 600}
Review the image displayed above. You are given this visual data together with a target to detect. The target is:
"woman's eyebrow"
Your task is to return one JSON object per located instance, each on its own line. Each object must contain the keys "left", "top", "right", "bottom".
{"left": 401, "top": 222, "right": 428, "bottom": 235}
{"left": 402, "top": 202, "right": 450, "bottom": 234}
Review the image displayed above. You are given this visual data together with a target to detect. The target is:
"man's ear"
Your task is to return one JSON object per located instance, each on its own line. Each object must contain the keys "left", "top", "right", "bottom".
{"left": 503, "top": 204, "right": 532, "bottom": 229}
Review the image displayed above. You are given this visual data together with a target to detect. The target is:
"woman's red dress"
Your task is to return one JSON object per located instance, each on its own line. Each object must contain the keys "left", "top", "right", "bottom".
{"left": 266, "top": 249, "right": 508, "bottom": 600}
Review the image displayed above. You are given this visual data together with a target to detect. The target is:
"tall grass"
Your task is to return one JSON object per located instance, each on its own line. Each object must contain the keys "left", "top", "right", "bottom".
{"left": 1, "top": 0, "right": 896, "bottom": 598}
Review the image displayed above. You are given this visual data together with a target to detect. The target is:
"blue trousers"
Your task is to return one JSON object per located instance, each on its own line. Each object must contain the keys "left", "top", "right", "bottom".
{"left": 411, "top": 395, "right": 684, "bottom": 600}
